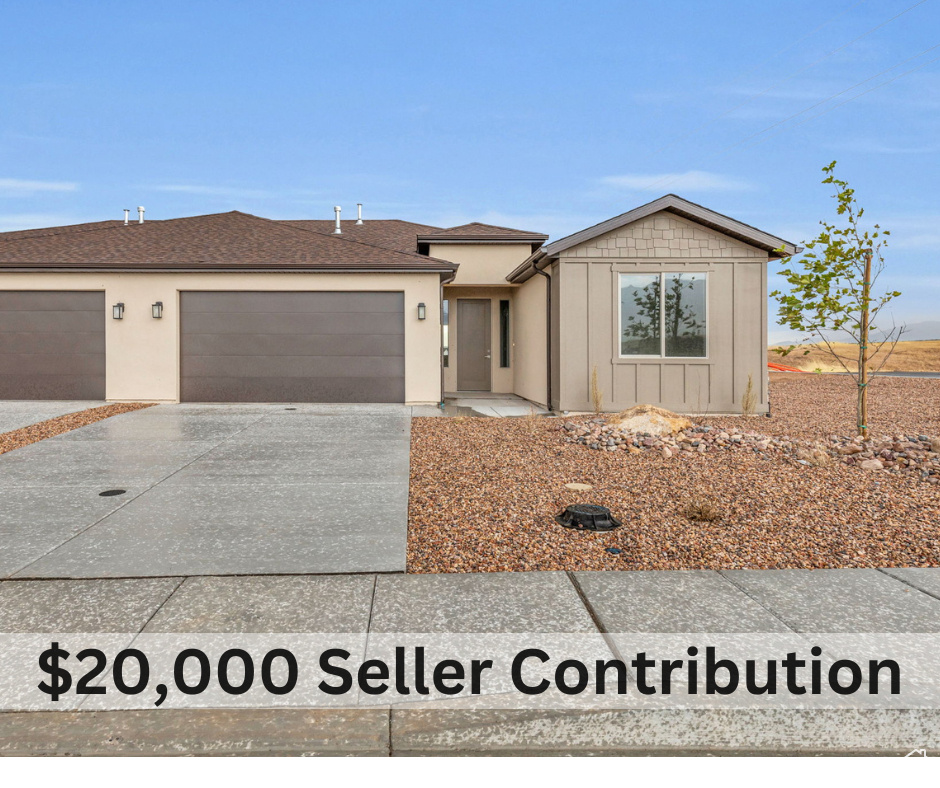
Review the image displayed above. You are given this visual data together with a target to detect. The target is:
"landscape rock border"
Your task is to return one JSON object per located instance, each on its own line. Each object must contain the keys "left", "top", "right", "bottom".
{"left": 562, "top": 419, "right": 940, "bottom": 484}
{"left": 0, "top": 403, "right": 155, "bottom": 456}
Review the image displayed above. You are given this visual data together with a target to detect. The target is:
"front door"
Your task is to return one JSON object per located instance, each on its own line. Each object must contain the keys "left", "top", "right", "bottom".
{"left": 456, "top": 299, "right": 491, "bottom": 391}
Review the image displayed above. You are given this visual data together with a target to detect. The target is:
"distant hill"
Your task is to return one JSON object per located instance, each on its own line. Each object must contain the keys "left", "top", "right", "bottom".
{"left": 770, "top": 320, "right": 940, "bottom": 346}
{"left": 888, "top": 321, "right": 940, "bottom": 342}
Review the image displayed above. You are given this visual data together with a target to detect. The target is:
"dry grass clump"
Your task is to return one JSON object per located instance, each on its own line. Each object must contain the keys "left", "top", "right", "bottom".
{"left": 741, "top": 373, "right": 757, "bottom": 416}
{"left": 681, "top": 499, "right": 723, "bottom": 523}
{"left": 590, "top": 365, "right": 604, "bottom": 414}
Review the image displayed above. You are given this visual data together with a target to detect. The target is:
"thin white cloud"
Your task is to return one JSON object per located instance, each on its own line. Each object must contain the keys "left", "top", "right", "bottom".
{"left": 599, "top": 170, "right": 754, "bottom": 192}
{"left": 0, "top": 178, "right": 78, "bottom": 195}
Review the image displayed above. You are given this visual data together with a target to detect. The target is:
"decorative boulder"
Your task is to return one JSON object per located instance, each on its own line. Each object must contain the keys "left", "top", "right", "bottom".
{"left": 607, "top": 405, "right": 692, "bottom": 436}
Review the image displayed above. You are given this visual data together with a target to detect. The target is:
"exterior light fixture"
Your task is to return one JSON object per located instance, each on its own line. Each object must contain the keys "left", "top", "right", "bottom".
{"left": 112, "top": 303, "right": 125, "bottom": 320}
{"left": 152, "top": 301, "right": 163, "bottom": 319}
{"left": 417, "top": 302, "right": 427, "bottom": 320}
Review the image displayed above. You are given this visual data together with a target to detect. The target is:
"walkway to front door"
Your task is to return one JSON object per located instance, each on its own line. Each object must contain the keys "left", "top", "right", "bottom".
{"left": 456, "top": 299, "right": 491, "bottom": 391}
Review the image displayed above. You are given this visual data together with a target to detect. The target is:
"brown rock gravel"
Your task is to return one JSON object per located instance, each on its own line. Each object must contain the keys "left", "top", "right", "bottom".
{"left": 407, "top": 374, "right": 940, "bottom": 574}
{"left": 0, "top": 403, "right": 154, "bottom": 456}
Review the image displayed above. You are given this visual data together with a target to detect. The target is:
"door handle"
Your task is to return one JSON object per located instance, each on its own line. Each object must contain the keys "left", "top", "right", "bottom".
{"left": 484, "top": 353, "right": 491, "bottom": 359}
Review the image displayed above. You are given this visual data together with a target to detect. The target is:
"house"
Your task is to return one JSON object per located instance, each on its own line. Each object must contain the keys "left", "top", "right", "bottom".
{"left": 0, "top": 195, "right": 798, "bottom": 413}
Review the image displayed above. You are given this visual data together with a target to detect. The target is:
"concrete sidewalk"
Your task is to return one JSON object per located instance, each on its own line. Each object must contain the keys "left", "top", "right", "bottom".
{"left": 1, "top": 567, "right": 939, "bottom": 754}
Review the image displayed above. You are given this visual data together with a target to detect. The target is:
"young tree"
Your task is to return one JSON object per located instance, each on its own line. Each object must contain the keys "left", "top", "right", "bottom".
{"left": 771, "top": 161, "right": 903, "bottom": 438}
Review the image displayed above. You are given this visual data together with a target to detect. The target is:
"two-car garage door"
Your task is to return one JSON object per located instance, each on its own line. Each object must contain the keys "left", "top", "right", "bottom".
{"left": 180, "top": 291, "right": 406, "bottom": 403}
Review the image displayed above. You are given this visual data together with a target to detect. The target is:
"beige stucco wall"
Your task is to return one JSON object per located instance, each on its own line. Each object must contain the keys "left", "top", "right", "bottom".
{"left": 430, "top": 242, "right": 533, "bottom": 286}
{"left": 556, "top": 212, "right": 769, "bottom": 414}
{"left": 0, "top": 271, "right": 443, "bottom": 404}
{"left": 511, "top": 273, "right": 547, "bottom": 406}
{"left": 442, "top": 286, "right": 515, "bottom": 394}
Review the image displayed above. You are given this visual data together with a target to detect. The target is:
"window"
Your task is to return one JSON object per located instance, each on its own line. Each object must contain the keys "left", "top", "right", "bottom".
{"left": 442, "top": 299, "right": 449, "bottom": 367}
{"left": 619, "top": 273, "right": 706, "bottom": 358}
{"left": 499, "top": 299, "right": 510, "bottom": 367}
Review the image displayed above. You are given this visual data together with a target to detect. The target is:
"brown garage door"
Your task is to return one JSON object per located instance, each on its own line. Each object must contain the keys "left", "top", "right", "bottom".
{"left": 180, "top": 291, "right": 405, "bottom": 403}
{"left": 0, "top": 291, "right": 105, "bottom": 400}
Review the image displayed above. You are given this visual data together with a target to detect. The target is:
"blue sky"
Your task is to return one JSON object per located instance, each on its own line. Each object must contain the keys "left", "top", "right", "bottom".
{"left": 1, "top": 0, "right": 938, "bottom": 337}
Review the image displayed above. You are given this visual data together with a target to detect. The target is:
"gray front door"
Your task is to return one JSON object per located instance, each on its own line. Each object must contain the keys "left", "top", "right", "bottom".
{"left": 456, "top": 299, "right": 491, "bottom": 391}
{"left": 180, "top": 291, "right": 405, "bottom": 403}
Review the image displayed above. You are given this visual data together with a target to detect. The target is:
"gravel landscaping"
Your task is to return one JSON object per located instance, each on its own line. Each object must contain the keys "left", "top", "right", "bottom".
{"left": 0, "top": 403, "right": 154, "bottom": 456}
{"left": 408, "top": 374, "right": 940, "bottom": 573}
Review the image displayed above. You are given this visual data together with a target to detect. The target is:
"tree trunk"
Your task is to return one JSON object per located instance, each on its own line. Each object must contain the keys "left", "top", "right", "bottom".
{"left": 858, "top": 251, "right": 872, "bottom": 438}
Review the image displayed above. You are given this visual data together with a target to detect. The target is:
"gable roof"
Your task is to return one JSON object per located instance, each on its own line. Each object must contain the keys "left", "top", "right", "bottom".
{"left": 417, "top": 222, "right": 548, "bottom": 243}
{"left": 279, "top": 219, "right": 441, "bottom": 254}
{"left": 0, "top": 211, "right": 457, "bottom": 274}
{"left": 508, "top": 194, "right": 801, "bottom": 283}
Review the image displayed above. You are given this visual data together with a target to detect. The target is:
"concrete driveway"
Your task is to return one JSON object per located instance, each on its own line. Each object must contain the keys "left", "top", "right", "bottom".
{"left": 0, "top": 403, "right": 411, "bottom": 578}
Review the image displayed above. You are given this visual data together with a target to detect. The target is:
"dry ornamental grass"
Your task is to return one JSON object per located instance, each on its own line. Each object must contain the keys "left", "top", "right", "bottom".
{"left": 408, "top": 374, "right": 940, "bottom": 573}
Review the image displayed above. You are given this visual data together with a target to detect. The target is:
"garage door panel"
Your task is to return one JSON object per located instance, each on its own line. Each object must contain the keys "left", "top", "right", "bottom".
{"left": 184, "top": 354, "right": 405, "bottom": 380}
{"left": 183, "top": 376, "right": 405, "bottom": 404}
{"left": 185, "top": 291, "right": 404, "bottom": 314}
{"left": 0, "top": 331, "right": 105, "bottom": 355}
{"left": 0, "top": 310, "right": 104, "bottom": 334}
{"left": 0, "top": 291, "right": 103, "bottom": 311}
{"left": 0, "top": 374, "right": 105, "bottom": 400}
{"left": 0, "top": 352, "right": 106, "bottom": 377}
{"left": 180, "top": 291, "right": 407, "bottom": 403}
{"left": 182, "top": 310, "right": 404, "bottom": 336}
{"left": 0, "top": 291, "right": 105, "bottom": 400}
{"left": 182, "top": 332, "right": 404, "bottom": 358}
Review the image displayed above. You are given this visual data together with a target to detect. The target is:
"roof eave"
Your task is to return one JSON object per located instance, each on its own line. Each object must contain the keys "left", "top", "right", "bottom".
{"left": 541, "top": 194, "right": 800, "bottom": 259}
{"left": 506, "top": 248, "right": 549, "bottom": 284}
{"left": 0, "top": 263, "right": 458, "bottom": 274}
{"left": 418, "top": 235, "right": 548, "bottom": 244}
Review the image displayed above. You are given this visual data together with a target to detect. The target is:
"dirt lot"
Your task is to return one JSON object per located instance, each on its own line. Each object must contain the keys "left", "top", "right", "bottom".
{"left": 407, "top": 374, "right": 940, "bottom": 573}
{"left": 768, "top": 340, "right": 940, "bottom": 373}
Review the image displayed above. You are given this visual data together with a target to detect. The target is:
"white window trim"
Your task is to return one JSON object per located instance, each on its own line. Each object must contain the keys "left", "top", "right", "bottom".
{"left": 618, "top": 272, "right": 709, "bottom": 360}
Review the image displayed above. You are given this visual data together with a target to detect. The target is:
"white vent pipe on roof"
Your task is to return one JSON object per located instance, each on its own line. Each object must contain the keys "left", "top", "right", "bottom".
{"left": 124, "top": 209, "right": 130, "bottom": 226}
{"left": 356, "top": 203, "right": 363, "bottom": 225}
{"left": 334, "top": 205, "right": 342, "bottom": 234}
{"left": 137, "top": 206, "right": 145, "bottom": 224}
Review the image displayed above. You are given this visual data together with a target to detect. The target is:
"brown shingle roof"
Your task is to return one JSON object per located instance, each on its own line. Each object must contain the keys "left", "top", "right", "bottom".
{"left": 280, "top": 219, "right": 441, "bottom": 254}
{"left": 418, "top": 222, "right": 548, "bottom": 242}
{"left": 0, "top": 211, "right": 457, "bottom": 273}
{"left": 0, "top": 220, "right": 123, "bottom": 241}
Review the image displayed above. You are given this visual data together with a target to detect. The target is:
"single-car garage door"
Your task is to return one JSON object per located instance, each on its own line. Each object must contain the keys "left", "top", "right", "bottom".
{"left": 180, "top": 291, "right": 405, "bottom": 403}
{"left": 0, "top": 291, "right": 105, "bottom": 400}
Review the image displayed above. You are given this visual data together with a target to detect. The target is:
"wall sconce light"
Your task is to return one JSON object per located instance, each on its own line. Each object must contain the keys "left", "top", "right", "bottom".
{"left": 112, "top": 303, "right": 125, "bottom": 320}
{"left": 417, "top": 302, "right": 427, "bottom": 320}
{"left": 152, "top": 301, "right": 163, "bottom": 319}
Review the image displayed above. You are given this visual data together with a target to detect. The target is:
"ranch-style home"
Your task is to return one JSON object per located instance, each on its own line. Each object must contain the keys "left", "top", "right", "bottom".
{"left": 0, "top": 194, "right": 798, "bottom": 413}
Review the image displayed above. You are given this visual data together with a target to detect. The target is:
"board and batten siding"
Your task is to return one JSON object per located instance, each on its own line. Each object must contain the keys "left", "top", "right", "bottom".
{"left": 555, "top": 210, "right": 769, "bottom": 414}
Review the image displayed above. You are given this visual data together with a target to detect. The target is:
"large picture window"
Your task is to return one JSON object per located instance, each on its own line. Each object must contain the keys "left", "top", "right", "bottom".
{"left": 619, "top": 273, "right": 706, "bottom": 358}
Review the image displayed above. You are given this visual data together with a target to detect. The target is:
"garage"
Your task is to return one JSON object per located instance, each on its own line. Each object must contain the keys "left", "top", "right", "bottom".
{"left": 0, "top": 290, "right": 105, "bottom": 400}
{"left": 180, "top": 291, "right": 406, "bottom": 403}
